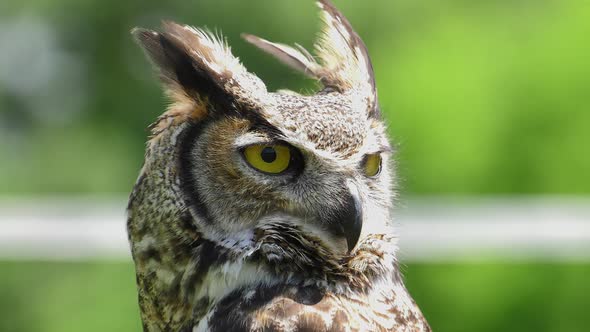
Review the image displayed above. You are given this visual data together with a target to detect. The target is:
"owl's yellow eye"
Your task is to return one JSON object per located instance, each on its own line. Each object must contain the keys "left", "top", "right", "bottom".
{"left": 363, "top": 153, "right": 382, "bottom": 177}
{"left": 243, "top": 145, "right": 291, "bottom": 174}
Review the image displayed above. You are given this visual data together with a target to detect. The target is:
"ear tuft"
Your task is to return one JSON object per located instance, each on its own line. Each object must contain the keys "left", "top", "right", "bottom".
{"left": 132, "top": 22, "right": 268, "bottom": 130}
{"left": 315, "top": 0, "right": 376, "bottom": 93}
{"left": 242, "top": 0, "right": 378, "bottom": 117}
{"left": 241, "top": 33, "right": 320, "bottom": 77}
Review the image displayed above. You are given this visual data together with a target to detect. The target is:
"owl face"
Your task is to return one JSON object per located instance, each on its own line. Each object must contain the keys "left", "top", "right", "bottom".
{"left": 134, "top": 0, "right": 394, "bottom": 257}
{"left": 179, "top": 91, "right": 393, "bottom": 255}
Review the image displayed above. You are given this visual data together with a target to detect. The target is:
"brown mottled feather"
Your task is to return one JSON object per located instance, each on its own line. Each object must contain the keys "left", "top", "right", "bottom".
{"left": 128, "top": 1, "right": 430, "bottom": 331}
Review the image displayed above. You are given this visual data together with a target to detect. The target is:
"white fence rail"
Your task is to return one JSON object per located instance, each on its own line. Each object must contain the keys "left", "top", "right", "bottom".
{"left": 1, "top": 196, "right": 589, "bottom": 261}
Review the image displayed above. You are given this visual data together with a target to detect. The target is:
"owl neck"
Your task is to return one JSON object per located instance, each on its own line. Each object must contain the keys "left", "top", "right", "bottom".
{"left": 193, "top": 222, "right": 400, "bottom": 297}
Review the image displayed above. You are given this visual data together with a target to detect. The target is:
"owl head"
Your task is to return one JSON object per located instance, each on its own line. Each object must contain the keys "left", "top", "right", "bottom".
{"left": 132, "top": 0, "right": 394, "bottom": 260}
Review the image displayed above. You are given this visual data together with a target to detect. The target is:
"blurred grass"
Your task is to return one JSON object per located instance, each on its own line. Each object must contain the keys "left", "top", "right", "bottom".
{"left": 0, "top": 0, "right": 589, "bottom": 195}
{"left": 0, "top": 261, "right": 588, "bottom": 332}
{"left": 0, "top": 261, "right": 141, "bottom": 332}
{"left": 406, "top": 263, "right": 590, "bottom": 332}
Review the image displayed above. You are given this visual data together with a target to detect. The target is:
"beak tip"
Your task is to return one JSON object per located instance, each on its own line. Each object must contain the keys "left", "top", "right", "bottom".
{"left": 345, "top": 217, "right": 362, "bottom": 253}
{"left": 345, "top": 194, "right": 363, "bottom": 253}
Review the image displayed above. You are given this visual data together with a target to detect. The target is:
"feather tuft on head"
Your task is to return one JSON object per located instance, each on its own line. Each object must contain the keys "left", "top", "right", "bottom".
{"left": 243, "top": 0, "right": 378, "bottom": 117}
{"left": 132, "top": 21, "right": 268, "bottom": 137}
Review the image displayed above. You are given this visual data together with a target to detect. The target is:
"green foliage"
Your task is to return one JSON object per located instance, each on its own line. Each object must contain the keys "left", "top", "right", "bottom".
{"left": 1, "top": 261, "right": 588, "bottom": 332}
{"left": 405, "top": 263, "right": 590, "bottom": 332}
{"left": 0, "top": 261, "right": 141, "bottom": 332}
{"left": 0, "top": 0, "right": 588, "bottom": 195}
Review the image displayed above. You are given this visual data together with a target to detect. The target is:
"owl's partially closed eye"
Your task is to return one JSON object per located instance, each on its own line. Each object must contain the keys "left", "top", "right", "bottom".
{"left": 127, "top": 1, "right": 430, "bottom": 331}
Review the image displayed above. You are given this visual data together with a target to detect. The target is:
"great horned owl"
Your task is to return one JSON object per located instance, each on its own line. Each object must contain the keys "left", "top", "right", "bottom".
{"left": 127, "top": 1, "right": 430, "bottom": 331}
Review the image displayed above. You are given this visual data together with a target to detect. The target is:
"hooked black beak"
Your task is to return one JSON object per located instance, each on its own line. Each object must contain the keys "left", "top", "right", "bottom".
{"left": 329, "top": 189, "right": 363, "bottom": 253}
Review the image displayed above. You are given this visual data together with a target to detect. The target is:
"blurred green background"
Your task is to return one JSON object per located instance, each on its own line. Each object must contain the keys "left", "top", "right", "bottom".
{"left": 2, "top": 261, "right": 589, "bottom": 332}
{"left": 0, "top": 0, "right": 588, "bottom": 331}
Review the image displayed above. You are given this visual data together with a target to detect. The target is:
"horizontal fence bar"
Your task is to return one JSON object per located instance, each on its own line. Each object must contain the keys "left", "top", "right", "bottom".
{"left": 1, "top": 196, "right": 589, "bottom": 261}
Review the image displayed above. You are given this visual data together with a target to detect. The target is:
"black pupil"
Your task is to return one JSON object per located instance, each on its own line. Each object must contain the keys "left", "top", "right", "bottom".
{"left": 260, "top": 147, "right": 277, "bottom": 163}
